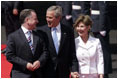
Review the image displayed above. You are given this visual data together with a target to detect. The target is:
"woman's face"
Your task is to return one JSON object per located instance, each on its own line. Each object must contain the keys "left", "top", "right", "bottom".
{"left": 76, "top": 22, "right": 90, "bottom": 37}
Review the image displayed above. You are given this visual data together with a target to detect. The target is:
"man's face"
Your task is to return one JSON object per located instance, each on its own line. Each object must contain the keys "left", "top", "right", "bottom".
{"left": 27, "top": 11, "right": 39, "bottom": 30}
{"left": 46, "top": 11, "right": 60, "bottom": 27}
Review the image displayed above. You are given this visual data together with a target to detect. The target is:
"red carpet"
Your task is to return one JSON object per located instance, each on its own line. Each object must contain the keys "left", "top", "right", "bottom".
{"left": 1, "top": 54, "right": 12, "bottom": 78}
{"left": 1, "top": 44, "right": 12, "bottom": 78}
{"left": 1, "top": 44, "right": 6, "bottom": 51}
{"left": 1, "top": 44, "right": 71, "bottom": 78}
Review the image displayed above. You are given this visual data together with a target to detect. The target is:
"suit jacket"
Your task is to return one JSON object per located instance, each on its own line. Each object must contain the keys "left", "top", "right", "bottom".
{"left": 37, "top": 24, "right": 78, "bottom": 78}
{"left": 75, "top": 35, "right": 104, "bottom": 74}
{"left": 1, "top": 1, "right": 24, "bottom": 36}
{"left": 91, "top": 1, "right": 111, "bottom": 32}
{"left": 56, "top": 1, "right": 73, "bottom": 27}
{"left": 90, "top": 2, "right": 112, "bottom": 74}
{"left": 6, "top": 28, "right": 48, "bottom": 78}
{"left": 1, "top": 1, "right": 23, "bottom": 26}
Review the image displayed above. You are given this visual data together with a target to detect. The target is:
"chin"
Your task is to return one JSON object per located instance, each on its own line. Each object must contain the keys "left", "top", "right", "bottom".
{"left": 79, "top": 34, "right": 83, "bottom": 37}
{"left": 48, "top": 25, "right": 52, "bottom": 27}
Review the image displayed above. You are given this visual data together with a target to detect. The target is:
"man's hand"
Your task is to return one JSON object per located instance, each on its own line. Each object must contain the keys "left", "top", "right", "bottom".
{"left": 26, "top": 62, "right": 34, "bottom": 71}
{"left": 13, "top": 9, "right": 18, "bottom": 15}
{"left": 66, "top": 15, "right": 72, "bottom": 20}
{"left": 32, "top": 60, "right": 40, "bottom": 70}
{"left": 100, "top": 31, "right": 106, "bottom": 36}
{"left": 71, "top": 72, "right": 79, "bottom": 78}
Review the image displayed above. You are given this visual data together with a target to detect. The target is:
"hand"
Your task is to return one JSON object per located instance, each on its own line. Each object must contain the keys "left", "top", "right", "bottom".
{"left": 26, "top": 62, "right": 34, "bottom": 71}
{"left": 100, "top": 31, "right": 106, "bottom": 36}
{"left": 99, "top": 74, "right": 104, "bottom": 78}
{"left": 71, "top": 72, "right": 79, "bottom": 78}
{"left": 66, "top": 15, "right": 72, "bottom": 20}
{"left": 32, "top": 60, "right": 40, "bottom": 70}
{"left": 13, "top": 9, "right": 18, "bottom": 15}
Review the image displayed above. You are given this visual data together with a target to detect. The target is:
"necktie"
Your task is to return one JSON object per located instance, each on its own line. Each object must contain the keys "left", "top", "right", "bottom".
{"left": 27, "top": 31, "right": 34, "bottom": 54}
{"left": 52, "top": 27, "right": 59, "bottom": 54}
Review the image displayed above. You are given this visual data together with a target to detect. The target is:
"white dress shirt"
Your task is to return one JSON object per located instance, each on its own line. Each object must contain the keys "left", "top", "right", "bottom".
{"left": 21, "top": 26, "right": 33, "bottom": 44}
{"left": 51, "top": 23, "right": 61, "bottom": 47}
{"left": 75, "top": 35, "right": 104, "bottom": 77}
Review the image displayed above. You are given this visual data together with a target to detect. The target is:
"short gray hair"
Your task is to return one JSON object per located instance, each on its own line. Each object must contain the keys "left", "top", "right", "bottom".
{"left": 47, "top": 5, "right": 62, "bottom": 18}
{"left": 20, "top": 9, "right": 35, "bottom": 24}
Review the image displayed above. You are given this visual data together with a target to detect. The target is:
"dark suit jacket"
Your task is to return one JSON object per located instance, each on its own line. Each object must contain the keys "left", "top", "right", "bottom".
{"left": 56, "top": 1, "right": 73, "bottom": 27}
{"left": 1, "top": 1, "right": 23, "bottom": 36}
{"left": 37, "top": 24, "right": 78, "bottom": 78}
{"left": 81, "top": 1, "right": 112, "bottom": 74}
{"left": 91, "top": 2, "right": 112, "bottom": 74}
{"left": 6, "top": 28, "right": 48, "bottom": 78}
{"left": 91, "top": 1, "right": 111, "bottom": 32}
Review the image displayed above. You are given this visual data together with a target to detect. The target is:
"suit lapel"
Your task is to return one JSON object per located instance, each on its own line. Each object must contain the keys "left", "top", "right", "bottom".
{"left": 32, "top": 31, "right": 39, "bottom": 53}
{"left": 19, "top": 29, "right": 33, "bottom": 56}
{"left": 58, "top": 25, "right": 66, "bottom": 53}
{"left": 46, "top": 26, "right": 58, "bottom": 55}
{"left": 78, "top": 36, "right": 94, "bottom": 50}
{"left": 19, "top": 29, "right": 29, "bottom": 46}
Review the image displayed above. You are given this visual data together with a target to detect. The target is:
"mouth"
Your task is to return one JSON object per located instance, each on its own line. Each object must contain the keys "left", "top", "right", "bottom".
{"left": 78, "top": 31, "right": 84, "bottom": 35}
{"left": 47, "top": 21, "right": 52, "bottom": 26}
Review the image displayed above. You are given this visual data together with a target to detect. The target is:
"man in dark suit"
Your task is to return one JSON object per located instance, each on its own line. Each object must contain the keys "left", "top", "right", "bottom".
{"left": 81, "top": 1, "right": 112, "bottom": 77}
{"left": 6, "top": 9, "right": 48, "bottom": 78}
{"left": 90, "top": 1, "right": 112, "bottom": 78}
{"left": 72, "top": 1, "right": 91, "bottom": 23}
{"left": 56, "top": 1, "right": 73, "bottom": 27}
{"left": 1, "top": 1, "right": 23, "bottom": 38}
{"left": 37, "top": 5, "right": 78, "bottom": 78}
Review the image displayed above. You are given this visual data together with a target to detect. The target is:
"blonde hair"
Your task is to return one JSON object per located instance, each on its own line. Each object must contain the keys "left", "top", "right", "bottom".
{"left": 73, "top": 14, "right": 92, "bottom": 28}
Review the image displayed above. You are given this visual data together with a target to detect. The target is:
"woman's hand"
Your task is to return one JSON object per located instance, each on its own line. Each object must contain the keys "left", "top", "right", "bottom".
{"left": 71, "top": 72, "right": 80, "bottom": 78}
{"left": 99, "top": 74, "right": 104, "bottom": 78}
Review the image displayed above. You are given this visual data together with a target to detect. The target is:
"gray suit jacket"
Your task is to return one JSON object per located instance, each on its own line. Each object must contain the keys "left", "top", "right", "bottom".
{"left": 6, "top": 28, "right": 48, "bottom": 78}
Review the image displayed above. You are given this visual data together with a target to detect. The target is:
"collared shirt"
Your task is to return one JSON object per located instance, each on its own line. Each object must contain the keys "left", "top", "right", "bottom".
{"left": 51, "top": 23, "right": 61, "bottom": 47}
{"left": 21, "top": 26, "right": 33, "bottom": 44}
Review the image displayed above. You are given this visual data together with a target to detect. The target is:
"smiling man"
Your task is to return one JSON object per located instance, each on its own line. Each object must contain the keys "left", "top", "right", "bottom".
{"left": 37, "top": 5, "right": 78, "bottom": 78}
{"left": 6, "top": 9, "right": 48, "bottom": 78}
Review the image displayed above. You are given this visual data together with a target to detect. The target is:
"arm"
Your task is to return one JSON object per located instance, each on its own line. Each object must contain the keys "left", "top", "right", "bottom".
{"left": 96, "top": 39, "right": 104, "bottom": 78}
{"left": 13, "top": 1, "right": 22, "bottom": 15}
{"left": 99, "top": 1, "right": 109, "bottom": 36}
{"left": 6, "top": 34, "right": 28, "bottom": 71}
{"left": 70, "top": 28, "right": 78, "bottom": 72}
{"left": 32, "top": 31, "right": 49, "bottom": 70}
{"left": 38, "top": 32, "right": 49, "bottom": 68}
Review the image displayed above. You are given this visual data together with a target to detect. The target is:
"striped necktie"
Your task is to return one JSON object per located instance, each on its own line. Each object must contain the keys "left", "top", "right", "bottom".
{"left": 27, "top": 31, "right": 34, "bottom": 54}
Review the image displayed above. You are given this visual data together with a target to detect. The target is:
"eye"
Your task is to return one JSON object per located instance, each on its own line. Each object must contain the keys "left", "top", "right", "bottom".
{"left": 80, "top": 25, "right": 84, "bottom": 27}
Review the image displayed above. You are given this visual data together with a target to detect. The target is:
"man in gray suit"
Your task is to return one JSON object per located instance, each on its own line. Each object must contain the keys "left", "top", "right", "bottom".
{"left": 6, "top": 9, "right": 48, "bottom": 78}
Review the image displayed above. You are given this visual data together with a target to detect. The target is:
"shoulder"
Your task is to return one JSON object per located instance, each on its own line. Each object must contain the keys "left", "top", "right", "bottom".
{"left": 36, "top": 25, "right": 48, "bottom": 31}
{"left": 8, "top": 29, "right": 20, "bottom": 38}
{"left": 75, "top": 36, "right": 79, "bottom": 41}
{"left": 89, "top": 35, "right": 100, "bottom": 44}
{"left": 61, "top": 24, "right": 74, "bottom": 33}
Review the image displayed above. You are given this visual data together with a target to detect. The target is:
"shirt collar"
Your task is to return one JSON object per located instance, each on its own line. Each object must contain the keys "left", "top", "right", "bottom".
{"left": 51, "top": 23, "right": 61, "bottom": 32}
{"left": 21, "top": 25, "right": 32, "bottom": 34}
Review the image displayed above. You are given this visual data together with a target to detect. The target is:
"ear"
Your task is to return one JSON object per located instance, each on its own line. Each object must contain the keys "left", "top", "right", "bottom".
{"left": 24, "top": 17, "right": 29, "bottom": 23}
{"left": 57, "top": 16, "right": 61, "bottom": 20}
{"left": 88, "top": 25, "right": 91, "bottom": 29}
